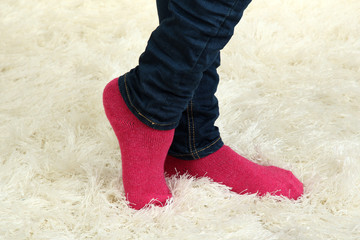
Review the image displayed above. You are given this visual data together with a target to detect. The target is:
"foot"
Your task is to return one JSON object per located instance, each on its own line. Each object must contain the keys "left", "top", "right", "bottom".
{"left": 165, "top": 145, "right": 303, "bottom": 200}
{"left": 103, "top": 78, "right": 174, "bottom": 209}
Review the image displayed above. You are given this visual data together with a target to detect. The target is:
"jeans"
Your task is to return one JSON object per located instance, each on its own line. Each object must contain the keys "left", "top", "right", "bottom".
{"left": 118, "top": 0, "right": 252, "bottom": 159}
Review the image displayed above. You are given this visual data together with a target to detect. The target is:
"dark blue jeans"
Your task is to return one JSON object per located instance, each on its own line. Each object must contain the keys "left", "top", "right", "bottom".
{"left": 118, "top": 0, "right": 252, "bottom": 159}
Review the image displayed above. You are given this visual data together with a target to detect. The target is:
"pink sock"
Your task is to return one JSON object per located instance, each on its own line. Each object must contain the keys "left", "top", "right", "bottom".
{"left": 103, "top": 78, "right": 174, "bottom": 209}
{"left": 165, "top": 145, "right": 303, "bottom": 200}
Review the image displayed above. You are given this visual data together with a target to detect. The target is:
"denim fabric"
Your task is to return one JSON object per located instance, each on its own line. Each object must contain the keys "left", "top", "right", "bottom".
{"left": 118, "top": 0, "right": 251, "bottom": 159}
{"left": 156, "top": 0, "right": 223, "bottom": 160}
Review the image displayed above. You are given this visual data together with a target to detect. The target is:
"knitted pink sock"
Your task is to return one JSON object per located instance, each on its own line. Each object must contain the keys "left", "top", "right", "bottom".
{"left": 103, "top": 78, "right": 174, "bottom": 209}
{"left": 165, "top": 145, "right": 303, "bottom": 200}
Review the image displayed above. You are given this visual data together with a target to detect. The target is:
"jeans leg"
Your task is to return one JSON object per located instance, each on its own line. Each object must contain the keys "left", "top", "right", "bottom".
{"left": 118, "top": 0, "right": 252, "bottom": 130}
{"left": 156, "top": 0, "right": 223, "bottom": 159}
{"left": 168, "top": 53, "right": 224, "bottom": 160}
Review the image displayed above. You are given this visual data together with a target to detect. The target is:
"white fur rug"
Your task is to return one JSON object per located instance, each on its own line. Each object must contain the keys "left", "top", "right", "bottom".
{"left": 1, "top": 0, "right": 360, "bottom": 239}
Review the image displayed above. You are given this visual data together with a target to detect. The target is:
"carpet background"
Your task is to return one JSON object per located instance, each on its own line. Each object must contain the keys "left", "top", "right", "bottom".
{"left": 1, "top": 0, "right": 360, "bottom": 239}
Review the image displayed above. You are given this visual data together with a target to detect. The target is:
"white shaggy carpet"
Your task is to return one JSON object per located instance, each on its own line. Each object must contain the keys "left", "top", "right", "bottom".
{"left": 1, "top": 0, "right": 360, "bottom": 239}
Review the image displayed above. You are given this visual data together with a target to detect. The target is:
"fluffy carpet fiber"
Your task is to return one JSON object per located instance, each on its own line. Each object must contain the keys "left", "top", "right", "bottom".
{"left": 1, "top": 0, "right": 360, "bottom": 239}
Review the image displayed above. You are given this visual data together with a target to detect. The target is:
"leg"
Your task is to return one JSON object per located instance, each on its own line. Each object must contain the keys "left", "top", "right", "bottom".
{"left": 156, "top": 1, "right": 304, "bottom": 200}
{"left": 156, "top": 0, "right": 224, "bottom": 159}
{"left": 168, "top": 54, "right": 224, "bottom": 159}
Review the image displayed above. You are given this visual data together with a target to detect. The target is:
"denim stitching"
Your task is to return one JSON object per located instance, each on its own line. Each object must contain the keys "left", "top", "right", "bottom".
{"left": 186, "top": 105, "right": 196, "bottom": 159}
{"left": 190, "top": 100, "right": 201, "bottom": 159}
{"left": 170, "top": 136, "right": 222, "bottom": 157}
{"left": 123, "top": 74, "right": 176, "bottom": 127}
{"left": 196, "top": 136, "right": 221, "bottom": 152}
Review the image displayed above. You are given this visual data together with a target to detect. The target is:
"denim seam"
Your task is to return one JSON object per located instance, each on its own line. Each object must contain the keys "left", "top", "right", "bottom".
{"left": 123, "top": 74, "right": 177, "bottom": 127}
{"left": 170, "top": 136, "right": 222, "bottom": 157}
{"left": 190, "top": 100, "right": 201, "bottom": 159}
{"left": 186, "top": 105, "right": 196, "bottom": 159}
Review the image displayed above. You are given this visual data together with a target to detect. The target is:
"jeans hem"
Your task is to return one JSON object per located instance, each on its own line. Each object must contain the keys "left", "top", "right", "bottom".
{"left": 168, "top": 137, "right": 224, "bottom": 160}
{"left": 118, "top": 75, "right": 178, "bottom": 131}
